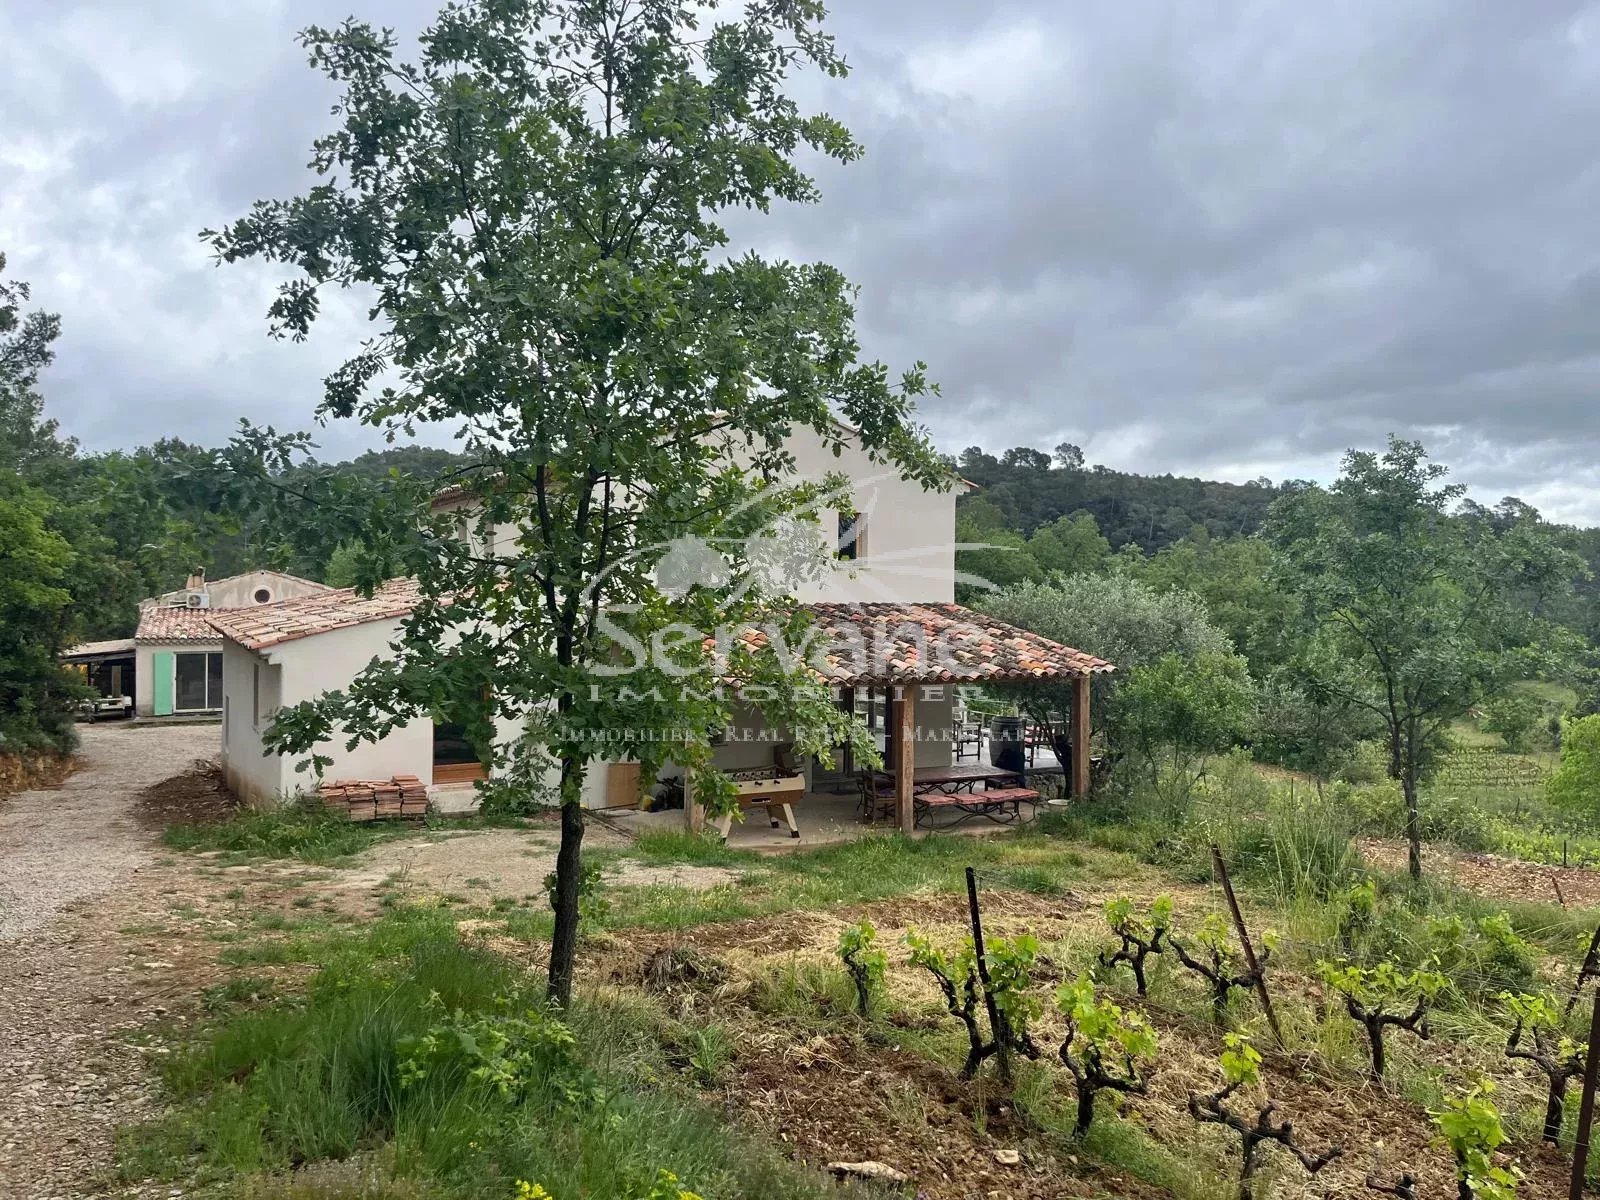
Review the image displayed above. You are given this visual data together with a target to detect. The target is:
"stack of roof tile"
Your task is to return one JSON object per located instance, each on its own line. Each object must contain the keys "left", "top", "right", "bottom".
{"left": 318, "top": 775, "right": 430, "bottom": 821}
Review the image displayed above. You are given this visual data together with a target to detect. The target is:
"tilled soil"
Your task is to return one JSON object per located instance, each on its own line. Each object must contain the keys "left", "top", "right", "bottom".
{"left": 0, "top": 723, "right": 229, "bottom": 1198}
{"left": 1359, "top": 836, "right": 1600, "bottom": 907}
{"left": 589, "top": 891, "right": 1572, "bottom": 1200}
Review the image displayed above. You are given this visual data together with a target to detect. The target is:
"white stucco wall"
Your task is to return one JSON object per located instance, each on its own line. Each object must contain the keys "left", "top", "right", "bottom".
{"left": 135, "top": 639, "right": 225, "bottom": 717}
{"left": 154, "top": 571, "right": 330, "bottom": 609}
{"left": 221, "top": 639, "right": 290, "bottom": 806}
{"left": 779, "top": 427, "right": 958, "bottom": 606}
{"left": 220, "top": 614, "right": 532, "bottom": 805}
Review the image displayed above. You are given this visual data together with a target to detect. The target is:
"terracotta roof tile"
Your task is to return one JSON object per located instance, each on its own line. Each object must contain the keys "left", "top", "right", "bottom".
{"left": 738, "top": 602, "right": 1114, "bottom": 684}
{"left": 204, "top": 586, "right": 1113, "bottom": 684}
{"left": 206, "top": 578, "right": 427, "bottom": 652}
{"left": 135, "top": 606, "right": 225, "bottom": 644}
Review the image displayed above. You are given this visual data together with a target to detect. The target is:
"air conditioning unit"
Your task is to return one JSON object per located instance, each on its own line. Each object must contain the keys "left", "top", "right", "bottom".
{"left": 185, "top": 592, "right": 211, "bottom": 609}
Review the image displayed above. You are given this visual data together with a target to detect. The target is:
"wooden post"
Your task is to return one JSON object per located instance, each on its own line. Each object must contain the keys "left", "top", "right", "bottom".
{"left": 1566, "top": 923, "right": 1600, "bottom": 1020}
{"left": 839, "top": 686, "right": 855, "bottom": 777}
{"left": 967, "top": 866, "right": 1011, "bottom": 1084}
{"left": 1571, "top": 990, "right": 1600, "bottom": 1200}
{"left": 685, "top": 771, "right": 704, "bottom": 834}
{"left": 1211, "top": 844, "right": 1286, "bottom": 1051}
{"left": 1071, "top": 673, "right": 1091, "bottom": 799}
{"left": 896, "top": 685, "right": 917, "bottom": 835}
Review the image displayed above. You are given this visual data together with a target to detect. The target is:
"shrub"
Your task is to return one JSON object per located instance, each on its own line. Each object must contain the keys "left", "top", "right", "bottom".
{"left": 836, "top": 920, "right": 886, "bottom": 1018}
{"left": 1186, "top": 1033, "right": 1342, "bottom": 1200}
{"left": 1501, "top": 992, "right": 1586, "bottom": 1144}
{"left": 1056, "top": 977, "right": 1158, "bottom": 1136}
{"left": 1168, "top": 913, "right": 1271, "bottom": 1026}
{"left": 1428, "top": 913, "right": 1537, "bottom": 999}
{"left": 1099, "top": 895, "right": 1172, "bottom": 996}
{"left": 1481, "top": 694, "right": 1541, "bottom": 754}
{"left": 1548, "top": 714, "right": 1600, "bottom": 820}
{"left": 1432, "top": 1081, "right": 1523, "bottom": 1200}
{"left": 905, "top": 929, "right": 1040, "bottom": 1081}
{"left": 1316, "top": 959, "right": 1443, "bottom": 1079}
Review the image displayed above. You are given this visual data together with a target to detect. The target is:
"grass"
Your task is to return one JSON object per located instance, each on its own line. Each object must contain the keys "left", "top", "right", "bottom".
{"left": 119, "top": 905, "right": 871, "bottom": 1200}
{"left": 499, "top": 828, "right": 1141, "bottom": 942}
{"left": 124, "top": 744, "right": 1600, "bottom": 1200}
{"left": 162, "top": 804, "right": 528, "bottom": 865}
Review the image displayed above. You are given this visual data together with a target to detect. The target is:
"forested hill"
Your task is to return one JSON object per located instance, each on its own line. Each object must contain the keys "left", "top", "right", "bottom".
{"left": 953, "top": 444, "right": 1288, "bottom": 552}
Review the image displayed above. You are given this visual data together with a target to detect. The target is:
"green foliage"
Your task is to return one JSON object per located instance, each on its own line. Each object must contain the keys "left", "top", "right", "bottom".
{"left": 1432, "top": 1081, "right": 1523, "bottom": 1200}
{"left": 161, "top": 800, "right": 423, "bottom": 863}
{"left": 905, "top": 929, "right": 1039, "bottom": 1081}
{"left": 398, "top": 1005, "right": 598, "bottom": 1109}
{"left": 1055, "top": 976, "right": 1158, "bottom": 1135}
{"left": 544, "top": 861, "right": 610, "bottom": 929}
{"left": 1338, "top": 878, "right": 1378, "bottom": 950}
{"left": 1480, "top": 693, "right": 1541, "bottom": 753}
{"left": 1026, "top": 511, "right": 1112, "bottom": 578}
{"left": 1118, "top": 651, "right": 1254, "bottom": 806}
{"left": 1547, "top": 714, "right": 1600, "bottom": 819}
{"left": 1119, "top": 536, "right": 1299, "bottom": 674}
{"left": 1316, "top": 959, "right": 1446, "bottom": 1010}
{"left": 977, "top": 573, "right": 1243, "bottom": 789}
{"left": 1427, "top": 913, "right": 1537, "bottom": 998}
{"left": 1099, "top": 895, "right": 1172, "bottom": 996}
{"left": 986, "top": 933, "right": 1043, "bottom": 1047}
{"left": 1267, "top": 437, "right": 1584, "bottom": 880}
{"left": 0, "top": 475, "right": 80, "bottom": 754}
{"left": 836, "top": 920, "right": 887, "bottom": 1018}
{"left": 953, "top": 447, "right": 1284, "bottom": 553}
{"left": 1167, "top": 914, "right": 1270, "bottom": 1026}
{"left": 207, "top": 0, "right": 947, "bottom": 1008}
{"left": 1217, "top": 1032, "right": 1261, "bottom": 1088}
{"left": 122, "top": 908, "right": 851, "bottom": 1198}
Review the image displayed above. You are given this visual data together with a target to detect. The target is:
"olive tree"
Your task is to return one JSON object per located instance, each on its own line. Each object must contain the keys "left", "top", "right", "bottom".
{"left": 207, "top": 0, "right": 947, "bottom": 1005}
{"left": 976, "top": 574, "right": 1243, "bottom": 783}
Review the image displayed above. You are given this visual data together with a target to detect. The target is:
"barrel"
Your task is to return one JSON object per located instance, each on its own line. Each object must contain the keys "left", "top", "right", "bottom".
{"left": 989, "top": 715, "right": 1026, "bottom": 774}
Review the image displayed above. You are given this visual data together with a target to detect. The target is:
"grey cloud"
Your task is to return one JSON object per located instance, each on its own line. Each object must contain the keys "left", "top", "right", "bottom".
{"left": 7, "top": 1, "right": 1600, "bottom": 518}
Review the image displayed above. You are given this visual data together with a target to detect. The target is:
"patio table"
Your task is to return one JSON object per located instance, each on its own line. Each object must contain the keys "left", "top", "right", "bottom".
{"left": 872, "top": 763, "right": 1038, "bottom": 828}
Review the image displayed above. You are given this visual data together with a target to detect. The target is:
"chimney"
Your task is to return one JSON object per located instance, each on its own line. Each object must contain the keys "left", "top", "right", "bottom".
{"left": 186, "top": 569, "right": 205, "bottom": 591}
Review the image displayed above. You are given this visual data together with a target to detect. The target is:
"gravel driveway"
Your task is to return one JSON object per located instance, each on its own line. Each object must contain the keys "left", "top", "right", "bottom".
{"left": 0, "top": 721, "right": 221, "bottom": 1197}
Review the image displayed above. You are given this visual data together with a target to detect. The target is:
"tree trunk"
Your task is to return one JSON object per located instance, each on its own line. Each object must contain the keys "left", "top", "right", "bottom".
{"left": 546, "top": 759, "right": 586, "bottom": 1007}
{"left": 1074, "top": 1084, "right": 1097, "bottom": 1136}
{"left": 1402, "top": 770, "right": 1422, "bottom": 881}
{"left": 1238, "top": 1135, "right": 1260, "bottom": 1200}
{"left": 1543, "top": 1080, "right": 1565, "bottom": 1144}
{"left": 1365, "top": 1018, "right": 1386, "bottom": 1079}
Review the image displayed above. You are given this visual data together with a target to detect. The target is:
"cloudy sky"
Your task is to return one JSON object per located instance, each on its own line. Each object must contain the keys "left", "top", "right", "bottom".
{"left": 6, "top": 2, "right": 1600, "bottom": 518}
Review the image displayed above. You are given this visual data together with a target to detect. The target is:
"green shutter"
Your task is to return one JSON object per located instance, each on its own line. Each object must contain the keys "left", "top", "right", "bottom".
{"left": 152, "top": 650, "right": 175, "bottom": 716}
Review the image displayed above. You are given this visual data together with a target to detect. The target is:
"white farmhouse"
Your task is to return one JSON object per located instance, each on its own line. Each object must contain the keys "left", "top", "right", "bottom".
{"left": 63, "top": 569, "right": 332, "bottom": 718}
{"left": 209, "top": 429, "right": 1111, "bottom": 833}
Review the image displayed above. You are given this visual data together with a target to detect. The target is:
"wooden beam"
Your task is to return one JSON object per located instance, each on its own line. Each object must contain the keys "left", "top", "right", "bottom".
{"left": 896, "top": 684, "right": 917, "bottom": 834}
{"left": 1071, "top": 673, "right": 1091, "bottom": 799}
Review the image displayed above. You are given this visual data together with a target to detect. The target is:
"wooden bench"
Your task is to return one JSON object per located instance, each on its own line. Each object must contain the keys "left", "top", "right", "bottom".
{"left": 914, "top": 785, "right": 1040, "bottom": 828}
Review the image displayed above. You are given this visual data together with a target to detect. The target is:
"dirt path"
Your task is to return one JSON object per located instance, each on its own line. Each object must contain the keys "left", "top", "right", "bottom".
{"left": 0, "top": 723, "right": 222, "bottom": 1198}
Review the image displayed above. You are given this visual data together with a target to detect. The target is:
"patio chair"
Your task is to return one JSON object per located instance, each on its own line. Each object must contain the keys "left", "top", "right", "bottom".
{"left": 856, "top": 769, "right": 896, "bottom": 824}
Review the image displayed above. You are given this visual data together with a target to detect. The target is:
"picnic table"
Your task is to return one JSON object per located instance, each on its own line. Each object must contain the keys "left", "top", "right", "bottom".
{"left": 865, "top": 763, "right": 1041, "bottom": 828}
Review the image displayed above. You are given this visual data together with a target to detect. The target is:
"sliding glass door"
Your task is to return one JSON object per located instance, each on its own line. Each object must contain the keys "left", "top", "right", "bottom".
{"left": 174, "top": 651, "right": 224, "bottom": 712}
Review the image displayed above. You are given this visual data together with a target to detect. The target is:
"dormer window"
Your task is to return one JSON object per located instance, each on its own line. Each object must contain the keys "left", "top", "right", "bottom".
{"left": 836, "top": 510, "right": 865, "bottom": 562}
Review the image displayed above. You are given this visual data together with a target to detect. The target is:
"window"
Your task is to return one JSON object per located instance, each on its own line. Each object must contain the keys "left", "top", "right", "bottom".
{"left": 253, "top": 587, "right": 272, "bottom": 604}
{"left": 836, "top": 510, "right": 865, "bottom": 561}
{"left": 174, "top": 651, "right": 224, "bottom": 712}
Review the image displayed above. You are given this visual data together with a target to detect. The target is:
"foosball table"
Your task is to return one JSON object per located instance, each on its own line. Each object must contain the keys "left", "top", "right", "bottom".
{"left": 716, "top": 765, "right": 805, "bottom": 840}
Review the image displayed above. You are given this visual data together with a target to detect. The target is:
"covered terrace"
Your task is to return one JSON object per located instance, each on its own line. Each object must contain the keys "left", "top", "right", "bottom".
{"left": 662, "top": 603, "right": 1115, "bottom": 843}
